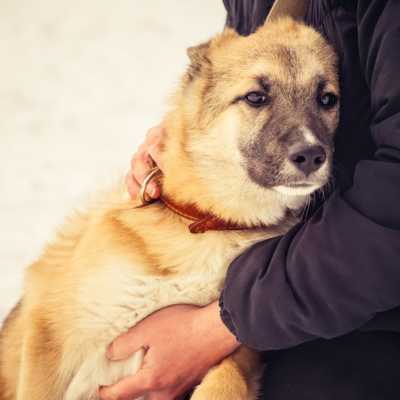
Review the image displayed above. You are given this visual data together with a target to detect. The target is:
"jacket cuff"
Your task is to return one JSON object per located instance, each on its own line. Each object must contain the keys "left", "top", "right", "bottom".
{"left": 219, "top": 291, "right": 239, "bottom": 338}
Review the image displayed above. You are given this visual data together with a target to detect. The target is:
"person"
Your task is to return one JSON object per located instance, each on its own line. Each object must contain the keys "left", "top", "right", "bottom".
{"left": 99, "top": 1, "right": 400, "bottom": 399}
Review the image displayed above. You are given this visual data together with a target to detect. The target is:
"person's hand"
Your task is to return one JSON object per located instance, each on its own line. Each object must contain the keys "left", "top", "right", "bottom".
{"left": 98, "top": 302, "right": 240, "bottom": 400}
{"left": 126, "top": 124, "right": 165, "bottom": 200}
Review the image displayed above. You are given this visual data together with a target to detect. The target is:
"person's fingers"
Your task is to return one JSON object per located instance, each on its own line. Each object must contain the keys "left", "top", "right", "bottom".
{"left": 126, "top": 123, "right": 165, "bottom": 201}
{"left": 107, "top": 326, "right": 146, "bottom": 361}
{"left": 147, "top": 182, "right": 161, "bottom": 200}
{"left": 131, "top": 151, "right": 154, "bottom": 184}
{"left": 146, "top": 390, "right": 175, "bottom": 400}
{"left": 98, "top": 369, "right": 151, "bottom": 400}
{"left": 142, "top": 126, "right": 164, "bottom": 168}
{"left": 148, "top": 143, "right": 164, "bottom": 172}
{"left": 131, "top": 152, "right": 160, "bottom": 199}
{"left": 125, "top": 172, "right": 141, "bottom": 200}
{"left": 144, "top": 125, "right": 165, "bottom": 172}
{"left": 126, "top": 170, "right": 160, "bottom": 201}
{"left": 130, "top": 141, "right": 155, "bottom": 169}
{"left": 146, "top": 125, "right": 165, "bottom": 168}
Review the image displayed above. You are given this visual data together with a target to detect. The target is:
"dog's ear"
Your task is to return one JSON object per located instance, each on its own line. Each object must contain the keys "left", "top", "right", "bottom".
{"left": 186, "top": 29, "right": 238, "bottom": 80}
{"left": 186, "top": 41, "right": 211, "bottom": 79}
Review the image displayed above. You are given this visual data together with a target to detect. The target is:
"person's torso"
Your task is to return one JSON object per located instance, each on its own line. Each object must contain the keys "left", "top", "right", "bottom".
{"left": 229, "top": 0, "right": 400, "bottom": 335}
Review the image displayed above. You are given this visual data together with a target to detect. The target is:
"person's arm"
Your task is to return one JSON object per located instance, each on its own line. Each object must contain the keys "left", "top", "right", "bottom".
{"left": 220, "top": 0, "right": 400, "bottom": 351}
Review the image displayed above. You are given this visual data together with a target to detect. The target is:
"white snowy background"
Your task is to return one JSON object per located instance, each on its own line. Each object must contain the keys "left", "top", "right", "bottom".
{"left": 0, "top": 1, "right": 225, "bottom": 322}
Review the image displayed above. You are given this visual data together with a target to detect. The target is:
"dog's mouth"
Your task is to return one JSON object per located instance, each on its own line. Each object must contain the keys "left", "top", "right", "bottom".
{"left": 273, "top": 179, "right": 327, "bottom": 196}
{"left": 286, "top": 182, "right": 315, "bottom": 188}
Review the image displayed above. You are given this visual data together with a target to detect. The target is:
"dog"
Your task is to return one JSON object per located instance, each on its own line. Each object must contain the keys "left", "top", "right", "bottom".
{"left": 0, "top": 17, "right": 339, "bottom": 400}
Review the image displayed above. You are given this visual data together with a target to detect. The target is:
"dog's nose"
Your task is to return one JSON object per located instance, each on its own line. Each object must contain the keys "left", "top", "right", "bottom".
{"left": 289, "top": 145, "right": 326, "bottom": 175}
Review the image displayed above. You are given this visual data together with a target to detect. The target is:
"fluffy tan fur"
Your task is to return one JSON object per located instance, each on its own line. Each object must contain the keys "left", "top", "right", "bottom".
{"left": 0, "top": 18, "right": 338, "bottom": 400}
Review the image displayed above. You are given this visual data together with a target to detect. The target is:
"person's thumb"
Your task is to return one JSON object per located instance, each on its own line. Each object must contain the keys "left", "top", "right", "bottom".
{"left": 99, "top": 368, "right": 150, "bottom": 400}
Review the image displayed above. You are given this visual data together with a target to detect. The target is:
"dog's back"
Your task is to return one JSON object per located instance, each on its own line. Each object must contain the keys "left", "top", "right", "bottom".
{"left": 0, "top": 303, "right": 23, "bottom": 400}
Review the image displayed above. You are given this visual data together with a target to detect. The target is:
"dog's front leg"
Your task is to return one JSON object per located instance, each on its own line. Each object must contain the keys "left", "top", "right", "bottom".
{"left": 191, "top": 346, "right": 262, "bottom": 400}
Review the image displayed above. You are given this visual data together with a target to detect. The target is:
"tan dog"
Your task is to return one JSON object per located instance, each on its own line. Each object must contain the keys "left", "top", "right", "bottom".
{"left": 0, "top": 17, "right": 339, "bottom": 400}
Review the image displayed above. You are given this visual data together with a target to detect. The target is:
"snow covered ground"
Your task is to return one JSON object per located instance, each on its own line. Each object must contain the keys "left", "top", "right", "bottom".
{"left": 0, "top": 0, "right": 225, "bottom": 322}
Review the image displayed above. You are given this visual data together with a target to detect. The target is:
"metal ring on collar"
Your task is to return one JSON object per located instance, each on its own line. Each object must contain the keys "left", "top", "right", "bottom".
{"left": 138, "top": 167, "right": 162, "bottom": 205}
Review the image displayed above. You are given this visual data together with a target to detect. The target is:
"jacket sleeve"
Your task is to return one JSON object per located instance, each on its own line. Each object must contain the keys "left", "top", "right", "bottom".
{"left": 223, "top": 0, "right": 273, "bottom": 35}
{"left": 220, "top": 0, "right": 400, "bottom": 351}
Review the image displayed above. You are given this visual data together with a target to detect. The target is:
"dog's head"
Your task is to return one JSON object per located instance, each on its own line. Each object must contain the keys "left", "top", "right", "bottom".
{"left": 163, "top": 18, "right": 339, "bottom": 226}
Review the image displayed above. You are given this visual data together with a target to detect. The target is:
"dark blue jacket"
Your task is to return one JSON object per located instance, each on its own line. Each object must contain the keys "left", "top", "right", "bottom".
{"left": 220, "top": 0, "right": 400, "bottom": 350}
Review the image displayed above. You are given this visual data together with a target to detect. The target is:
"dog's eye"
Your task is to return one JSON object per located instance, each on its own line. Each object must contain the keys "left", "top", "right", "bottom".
{"left": 244, "top": 92, "right": 269, "bottom": 107}
{"left": 318, "top": 92, "right": 338, "bottom": 109}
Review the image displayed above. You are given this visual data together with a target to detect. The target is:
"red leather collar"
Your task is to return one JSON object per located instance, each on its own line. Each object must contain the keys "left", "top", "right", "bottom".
{"left": 160, "top": 195, "right": 266, "bottom": 234}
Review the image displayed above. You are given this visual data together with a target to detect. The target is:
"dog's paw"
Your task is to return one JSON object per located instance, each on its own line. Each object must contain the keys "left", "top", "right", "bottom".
{"left": 190, "top": 379, "right": 256, "bottom": 400}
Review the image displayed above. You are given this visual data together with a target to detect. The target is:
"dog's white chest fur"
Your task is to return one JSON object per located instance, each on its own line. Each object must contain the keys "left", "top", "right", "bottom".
{"left": 63, "top": 225, "right": 268, "bottom": 400}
